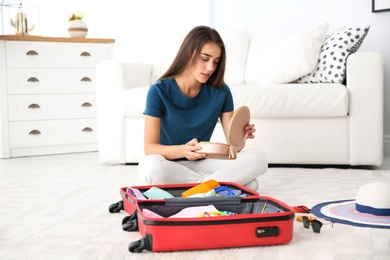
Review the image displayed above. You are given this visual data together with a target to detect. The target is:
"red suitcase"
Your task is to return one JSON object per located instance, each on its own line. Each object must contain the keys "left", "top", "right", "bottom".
{"left": 109, "top": 183, "right": 295, "bottom": 253}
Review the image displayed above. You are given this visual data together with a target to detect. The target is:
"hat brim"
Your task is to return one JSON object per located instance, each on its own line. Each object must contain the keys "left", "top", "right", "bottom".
{"left": 311, "top": 199, "right": 390, "bottom": 229}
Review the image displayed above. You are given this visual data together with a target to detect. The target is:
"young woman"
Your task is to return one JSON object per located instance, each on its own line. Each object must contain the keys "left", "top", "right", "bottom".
{"left": 137, "top": 26, "right": 267, "bottom": 190}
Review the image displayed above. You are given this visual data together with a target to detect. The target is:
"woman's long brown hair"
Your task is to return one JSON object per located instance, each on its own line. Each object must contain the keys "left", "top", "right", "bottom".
{"left": 158, "top": 26, "right": 226, "bottom": 88}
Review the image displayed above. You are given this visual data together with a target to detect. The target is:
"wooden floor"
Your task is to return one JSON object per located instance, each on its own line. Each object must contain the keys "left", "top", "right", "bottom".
{"left": 1, "top": 152, "right": 389, "bottom": 181}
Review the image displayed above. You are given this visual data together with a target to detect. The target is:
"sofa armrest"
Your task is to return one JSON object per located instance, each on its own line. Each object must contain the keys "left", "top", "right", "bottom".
{"left": 95, "top": 60, "right": 152, "bottom": 163}
{"left": 347, "top": 52, "right": 384, "bottom": 165}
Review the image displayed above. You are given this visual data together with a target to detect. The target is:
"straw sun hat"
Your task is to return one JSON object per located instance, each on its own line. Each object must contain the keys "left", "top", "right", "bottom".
{"left": 311, "top": 182, "right": 390, "bottom": 229}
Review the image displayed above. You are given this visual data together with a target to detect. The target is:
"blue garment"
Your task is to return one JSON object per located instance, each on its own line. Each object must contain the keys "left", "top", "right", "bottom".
{"left": 144, "top": 78, "right": 233, "bottom": 146}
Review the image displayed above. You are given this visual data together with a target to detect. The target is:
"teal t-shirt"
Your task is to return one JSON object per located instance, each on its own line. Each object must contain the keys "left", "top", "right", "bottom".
{"left": 144, "top": 78, "right": 234, "bottom": 146}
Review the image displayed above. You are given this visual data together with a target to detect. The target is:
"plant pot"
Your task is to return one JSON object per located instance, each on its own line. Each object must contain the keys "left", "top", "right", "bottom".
{"left": 68, "top": 20, "right": 88, "bottom": 38}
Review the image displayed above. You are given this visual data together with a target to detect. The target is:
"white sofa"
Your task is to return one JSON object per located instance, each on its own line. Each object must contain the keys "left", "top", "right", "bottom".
{"left": 95, "top": 24, "right": 384, "bottom": 166}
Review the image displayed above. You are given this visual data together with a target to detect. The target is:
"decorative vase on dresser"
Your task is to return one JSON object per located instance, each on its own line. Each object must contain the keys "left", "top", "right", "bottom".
{"left": 0, "top": 35, "right": 115, "bottom": 158}
{"left": 68, "top": 20, "right": 88, "bottom": 38}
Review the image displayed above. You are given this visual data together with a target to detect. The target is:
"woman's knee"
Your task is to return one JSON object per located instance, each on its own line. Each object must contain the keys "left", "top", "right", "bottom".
{"left": 240, "top": 149, "right": 268, "bottom": 174}
{"left": 241, "top": 149, "right": 267, "bottom": 162}
{"left": 138, "top": 154, "right": 166, "bottom": 183}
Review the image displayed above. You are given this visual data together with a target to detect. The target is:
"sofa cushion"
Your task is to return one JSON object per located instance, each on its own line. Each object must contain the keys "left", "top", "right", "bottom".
{"left": 296, "top": 26, "right": 370, "bottom": 84}
{"left": 245, "top": 23, "right": 329, "bottom": 84}
{"left": 230, "top": 83, "right": 348, "bottom": 118}
{"left": 220, "top": 28, "right": 250, "bottom": 86}
{"left": 151, "top": 62, "right": 171, "bottom": 84}
{"left": 125, "top": 83, "right": 349, "bottom": 119}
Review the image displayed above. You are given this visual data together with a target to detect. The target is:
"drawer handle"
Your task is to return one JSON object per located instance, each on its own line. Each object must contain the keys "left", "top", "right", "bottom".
{"left": 28, "top": 103, "right": 40, "bottom": 109}
{"left": 26, "top": 50, "right": 38, "bottom": 56}
{"left": 82, "top": 127, "right": 93, "bottom": 132}
{"left": 29, "top": 130, "right": 41, "bottom": 135}
{"left": 80, "top": 52, "right": 91, "bottom": 57}
{"left": 81, "top": 102, "right": 92, "bottom": 107}
{"left": 27, "top": 77, "right": 40, "bottom": 82}
{"left": 81, "top": 77, "right": 91, "bottom": 82}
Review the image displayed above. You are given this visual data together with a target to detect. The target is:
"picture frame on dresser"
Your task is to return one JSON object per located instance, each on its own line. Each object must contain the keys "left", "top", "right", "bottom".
{"left": 372, "top": 0, "right": 390, "bottom": 12}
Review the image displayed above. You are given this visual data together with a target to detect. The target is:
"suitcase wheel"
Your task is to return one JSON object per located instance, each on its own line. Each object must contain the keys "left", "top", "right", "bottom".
{"left": 128, "top": 235, "right": 152, "bottom": 253}
{"left": 128, "top": 239, "right": 144, "bottom": 253}
{"left": 122, "top": 213, "right": 138, "bottom": 232}
{"left": 108, "top": 200, "right": 124, "bottom": 213}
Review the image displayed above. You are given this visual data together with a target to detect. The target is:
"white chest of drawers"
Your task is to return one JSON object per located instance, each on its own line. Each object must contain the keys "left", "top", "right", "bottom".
{"left": 0, "top": 36, "right": 114, "bottom": 158}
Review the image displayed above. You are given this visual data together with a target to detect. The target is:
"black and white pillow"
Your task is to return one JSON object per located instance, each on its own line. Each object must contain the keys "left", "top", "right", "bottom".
{"left": 296, "top": 26, "right": 370, "bottom": 84}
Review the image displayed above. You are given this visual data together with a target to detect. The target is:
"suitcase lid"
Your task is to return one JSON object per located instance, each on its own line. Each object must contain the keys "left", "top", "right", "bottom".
{"left": 227, "top": 106, "right": 250, "bottom": 152}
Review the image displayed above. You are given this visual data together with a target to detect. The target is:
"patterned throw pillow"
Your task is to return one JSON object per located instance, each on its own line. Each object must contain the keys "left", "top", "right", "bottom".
{"left": 296, "top": 26, "right": 370, "bottom": 84}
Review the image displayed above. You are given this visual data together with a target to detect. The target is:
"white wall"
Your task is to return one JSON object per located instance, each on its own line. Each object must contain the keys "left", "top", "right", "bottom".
{"left": 21, "top": 0, "right": 390, "bottom": 155}
{"left": 37, "top": 0, "right": 211, "bottom": 64}
{"left": 212, "top": 0, "right": 390, "bottom": 156}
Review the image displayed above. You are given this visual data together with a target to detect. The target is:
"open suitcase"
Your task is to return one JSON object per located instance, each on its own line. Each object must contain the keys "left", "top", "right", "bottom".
{"left": 110, "top": 182, "right": 259, "bottom": 216}
{"left": 109, "top": 182, "right": 295, "bottom": 253}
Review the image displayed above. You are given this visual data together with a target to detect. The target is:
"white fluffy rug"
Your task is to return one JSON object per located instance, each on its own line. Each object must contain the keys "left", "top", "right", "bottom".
{"left": 1, "top": 155, "right": 390, "bottom": 260}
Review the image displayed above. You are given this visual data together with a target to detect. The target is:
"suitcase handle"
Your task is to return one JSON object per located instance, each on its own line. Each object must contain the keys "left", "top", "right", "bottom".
{"left": 165, "top": 196, "right": 241, "bottom": 206}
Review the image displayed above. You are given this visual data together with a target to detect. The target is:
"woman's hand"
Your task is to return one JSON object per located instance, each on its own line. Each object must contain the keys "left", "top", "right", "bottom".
{"left": 245, "top": 124, "right": 256, "bottom": 139}
{"left": 183, "top": 138, "right": 207, "bottom": 160}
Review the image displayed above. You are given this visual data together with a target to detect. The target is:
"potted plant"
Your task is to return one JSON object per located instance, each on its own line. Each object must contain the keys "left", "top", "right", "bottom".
{"left": 68, "top": 12, "right": 88, "bottom": 38}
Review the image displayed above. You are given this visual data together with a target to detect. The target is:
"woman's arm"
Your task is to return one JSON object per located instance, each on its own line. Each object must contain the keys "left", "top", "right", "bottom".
{"left": 143, "top": 115, "right": 207, "bottom": 160}
{"left": 220, "top": 111, "right": 234, "bottom": 142}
